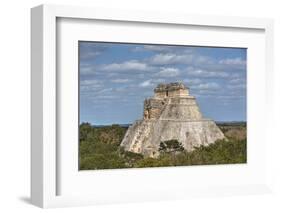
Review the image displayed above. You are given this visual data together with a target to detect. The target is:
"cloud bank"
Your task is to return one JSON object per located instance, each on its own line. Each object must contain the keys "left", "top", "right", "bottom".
{"left": 79, "top": 42, "right": 246, "bottom": 124}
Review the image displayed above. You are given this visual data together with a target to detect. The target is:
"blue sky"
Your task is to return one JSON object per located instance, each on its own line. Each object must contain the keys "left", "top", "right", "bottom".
{"left": 79, "top": 42, "right": 246, "bottom": 125}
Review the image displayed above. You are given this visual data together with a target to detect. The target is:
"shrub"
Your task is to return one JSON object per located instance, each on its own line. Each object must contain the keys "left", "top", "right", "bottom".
{"left": 159, "top": 139, "right": 184, "bottom": 153}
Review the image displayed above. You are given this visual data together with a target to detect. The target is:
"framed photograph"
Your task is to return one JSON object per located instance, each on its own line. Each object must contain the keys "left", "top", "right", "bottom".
{"left": 31, "top": 4, "right": 274, "bottom": 208}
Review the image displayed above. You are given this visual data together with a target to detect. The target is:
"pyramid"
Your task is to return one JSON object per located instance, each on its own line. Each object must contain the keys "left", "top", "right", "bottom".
{"left": 120, "top": 82, "right": 225, "bottom": 158}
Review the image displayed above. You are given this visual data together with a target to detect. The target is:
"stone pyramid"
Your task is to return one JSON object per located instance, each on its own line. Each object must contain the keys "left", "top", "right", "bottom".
{"left": 120, "top": 82, "right": 225, "bottom": 158}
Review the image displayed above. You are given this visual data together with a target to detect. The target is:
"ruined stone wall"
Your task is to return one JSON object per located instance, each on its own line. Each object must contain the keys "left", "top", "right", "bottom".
{"left": 154, "top": 84, "right": 189, "bottom": 98}
{"left": 167, "top": 88, "right": 189, "bottom": 97}
{"left": 144, "top": 96, "right": 203, "bottom": 121}
{"left": 154, "top": 91, "right": 167, "bottom": 99}
{"left": 143, "top": 98, "right": 166, "bottom": 119}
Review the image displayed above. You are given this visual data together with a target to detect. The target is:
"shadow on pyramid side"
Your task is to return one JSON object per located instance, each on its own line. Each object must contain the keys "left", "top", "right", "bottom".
{"left": 120, "top": 82, "right": 226, "bottom": 158}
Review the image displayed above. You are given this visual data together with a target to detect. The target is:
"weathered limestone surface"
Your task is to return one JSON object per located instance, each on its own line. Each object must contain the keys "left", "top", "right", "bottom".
{"left": 120, "top": 82, "right": 225, "bottom": 158}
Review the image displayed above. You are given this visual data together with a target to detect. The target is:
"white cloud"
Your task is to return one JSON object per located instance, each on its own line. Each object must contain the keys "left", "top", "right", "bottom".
{"left": 80, "top": 79, "right": 102, "bottom": 86}
{"left": 215, "top": 95, "right": 246, "bottom": 100}
{"left": 101, "top": 60, "right": 151, "bottom": 71}
{"left": 133, "top": 45, "right": 176, "bottom": 53}
{"left": 143, "top": 45, "right": 168, "bottom": 52}
{"left": 149, "top": 53, "right": 194, "bottom": 65}
{"left": 132, "top": 46, "right": 144, "bottom": 52}
{"left": 111, "top": 78, "right": 130, "bottom": 83}
{"left": 149, "top": 52, "right": 215, "bottom": 66}
{"left": 187, "top": 68, "right": 229, "bottom": 78}
{"left": 152, "top": 78, "right": 166, "bottom": 83}
{"left": 79, "top": 43, "right": 107, "bottom": 60}
{"left": 114, "top": 87, "right": 129, "bottom": 92}
{"left": 80, "top": 79, "right": 104, "bottom": 93}
{"left": 219, "top": 57, "right": 246, "bottom": 66}
{"left": 155, "top": 67, "right": 180, "bottom": 77}
{"left": 195, "top": 56, "right": 213, "bottom": 64}
{"left": 80, "top": 63, "right": 95, "bottom": 75}
{"left": 192, "top": 82, "right": 220, "bottom": 90}
{"left": 133, "top": 45, "right": 195, "bottom": 55}
{"left": 143, "top": 45, "right": 174, "bottom": 52}
{"left": 139, "top": 80, "right": 153, "bottom": 88}
{"left": 227, "top": 84, "right": 246, "bottom": 90}
{"left": 89, "top": 94, "right": 122, "bottom": 102}
{"left": 229, "top": 77, "right": 246, "bottom": 84}
{"left": 80, "top": 51, "right": 101, "bottom": 59}
{"left": 87, "top": 88, "right": 114, "bottom": 96}
{"left": 183, "top": 78, "right": 202, "bottom": 85}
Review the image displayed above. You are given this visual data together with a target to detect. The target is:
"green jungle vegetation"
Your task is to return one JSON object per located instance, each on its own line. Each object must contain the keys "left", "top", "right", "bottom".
{"left": 79, "top": 122, "right": 247, "bottom": 170}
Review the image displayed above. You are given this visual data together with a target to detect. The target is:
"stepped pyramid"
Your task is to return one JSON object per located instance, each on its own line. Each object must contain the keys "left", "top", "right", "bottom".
{"left": 120, "top": 82, "right": 225, "bottom": 158}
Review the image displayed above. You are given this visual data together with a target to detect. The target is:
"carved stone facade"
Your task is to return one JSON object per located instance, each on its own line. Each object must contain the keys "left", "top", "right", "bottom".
{"left": 120, "top": 82, "right": 225, "bottom": 158}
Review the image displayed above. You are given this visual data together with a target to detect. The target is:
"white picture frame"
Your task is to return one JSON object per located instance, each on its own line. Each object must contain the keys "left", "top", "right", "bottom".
{"left": 31, "top": 4, "right": 274, "bottom": 208}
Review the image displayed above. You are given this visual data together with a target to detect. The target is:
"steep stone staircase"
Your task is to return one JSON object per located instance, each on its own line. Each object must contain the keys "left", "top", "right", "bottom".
{"left": 129, "top": 121, "right": 151, "bottom": 153}
{"left": 158, "top": 98, "right": 170, "bottom": 120}
{"left": 128, "top": 100, "right": 170, "bottom": 153}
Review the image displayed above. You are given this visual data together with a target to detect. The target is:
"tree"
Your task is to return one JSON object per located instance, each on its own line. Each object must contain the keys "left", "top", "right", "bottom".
{"left": 79, "top": 122, "right": 92, "bottom": 142}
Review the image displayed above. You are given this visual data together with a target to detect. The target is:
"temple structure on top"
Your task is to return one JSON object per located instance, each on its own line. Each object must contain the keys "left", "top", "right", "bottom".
{"left": 120, "top": 82, "right": 225, "bottom": 158}
{"left": 143, "top": 83, "right": 202, "bottom": 120}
